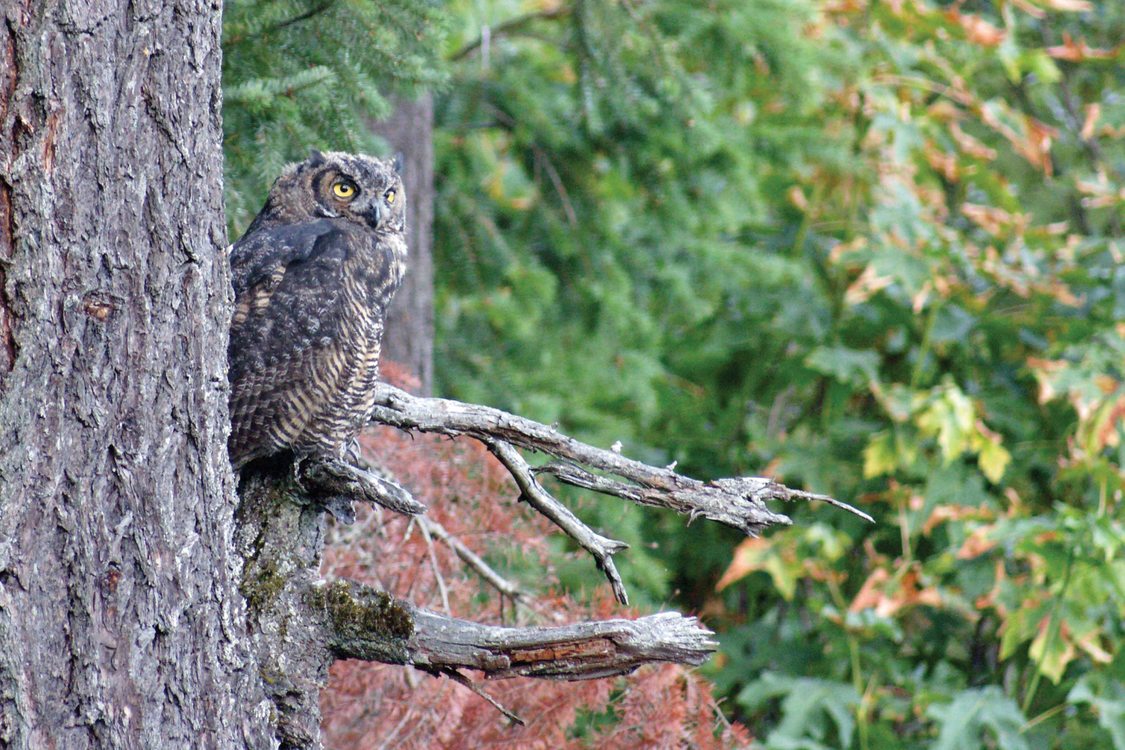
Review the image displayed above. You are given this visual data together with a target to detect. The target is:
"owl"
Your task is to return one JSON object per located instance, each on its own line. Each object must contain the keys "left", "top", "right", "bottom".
{"left": 227, "top": 150, "right": 407, "bottom": 468}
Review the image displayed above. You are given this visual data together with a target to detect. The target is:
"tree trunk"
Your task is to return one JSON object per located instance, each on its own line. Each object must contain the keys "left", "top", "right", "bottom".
{"left": 371, "top": 95, "right": 435, "bottom": 395}
{"left": 0, "top": 1, "right": 272, "bottom": 747}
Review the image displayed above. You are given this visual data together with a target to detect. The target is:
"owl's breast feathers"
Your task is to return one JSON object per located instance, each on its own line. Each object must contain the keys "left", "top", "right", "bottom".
{"left": 227, "top": 218, "right": 406, "bottom": 467}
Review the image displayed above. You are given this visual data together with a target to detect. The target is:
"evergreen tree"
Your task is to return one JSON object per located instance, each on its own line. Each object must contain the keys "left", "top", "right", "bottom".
{"left": 220, "top": 0, "right": 1125, "bottom": 746}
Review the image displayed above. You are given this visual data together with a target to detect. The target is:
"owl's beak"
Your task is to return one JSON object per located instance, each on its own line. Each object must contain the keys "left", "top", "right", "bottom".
{"left": 365, "top": 201, "right": 385, "bottom": 229}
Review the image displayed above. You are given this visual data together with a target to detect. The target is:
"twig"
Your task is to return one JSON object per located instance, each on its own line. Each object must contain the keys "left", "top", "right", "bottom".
{"left": 485, "top": 439, "right": 631, "bottom": 605}
{"left": 413, "top": 518, "right": 452, "bottom": 614}
{"left": 449, "top": 9, "right": 571, "bottom": 62}
{"left": 425, "top": 667, "right": 525, "bottom": 726}
{"left": 271, "top": 1, "right": 335, "bottom": 32}
{"left": 418, "top": 516, "right": 525, "bottom": 604}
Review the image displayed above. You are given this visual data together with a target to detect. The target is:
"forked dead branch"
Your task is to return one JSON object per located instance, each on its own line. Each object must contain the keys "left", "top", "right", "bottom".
{"left": 364, "top": 381, "right": 873, "bottom": 605}
{"left": 242, "top": 384, "right": 872, "bottom": 746}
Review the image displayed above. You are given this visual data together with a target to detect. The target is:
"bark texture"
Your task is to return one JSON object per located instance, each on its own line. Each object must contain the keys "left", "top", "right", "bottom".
{"left": 235, "top": 467, "right": 717, "bottom": 748}
{"left": 0, "top": 1, "right": 272, "bottom": 747}
{"left": 371, "top": 94, "right": 435, "bottom": 395}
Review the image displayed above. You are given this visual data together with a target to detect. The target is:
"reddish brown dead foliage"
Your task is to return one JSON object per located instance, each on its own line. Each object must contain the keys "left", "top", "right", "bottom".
{"left": 318, "top": 363, "right": 748, "bottom": 748}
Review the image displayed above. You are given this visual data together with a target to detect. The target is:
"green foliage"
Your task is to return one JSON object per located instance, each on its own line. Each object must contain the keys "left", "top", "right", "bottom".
{"left": 222, "top": 0, "right": 446, "bottom": 232}
{"left": 221, "top": 0, "right": 1124, "bottom": 747}
{"left": 928, "top": 687, "right": 1029, "bottom": 750}
{"left": 738, "top": 672, "right": 860, "bottom": 749}
{"left": 427, "top": 0, "right": 1125, "bottom": 747}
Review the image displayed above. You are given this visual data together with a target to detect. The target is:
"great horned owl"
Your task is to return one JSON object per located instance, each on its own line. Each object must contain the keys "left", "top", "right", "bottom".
{"left": 227, "top": 150, "right": 407, "bottom": 468}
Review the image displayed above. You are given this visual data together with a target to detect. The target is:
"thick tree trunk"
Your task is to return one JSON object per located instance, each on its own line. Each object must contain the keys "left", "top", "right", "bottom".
{"left": 0, "top": 1, "right": 272, "bottom": 747}
{"left": 372, "top": 95, "right": 435, "bottom": 395}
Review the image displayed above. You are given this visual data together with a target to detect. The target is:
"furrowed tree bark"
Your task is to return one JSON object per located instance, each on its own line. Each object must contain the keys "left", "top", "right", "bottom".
{"left": 0, "top": 1, "right": 272, "bottom": 747}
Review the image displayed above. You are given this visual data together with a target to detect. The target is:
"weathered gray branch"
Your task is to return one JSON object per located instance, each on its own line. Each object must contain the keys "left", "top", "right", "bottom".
{"left": 316, "top": 578, "right": 715, "bottom": 680}
{"left": 485, "top": 439, "right": 631, "bottom": 604}
{"left": 301, "top": 454, "right": 425, "bottom": 518}
{"left": 367, "top": 382, "right": 872, "bottom": 530}
{"left": 235, "top": 474, "right": 718, "bottom": 746}
{"left": 357, "top": 382, "right": 871, "bottom": 605}
{"left": 407, "top": 608, "right": 716, "bottom": 680}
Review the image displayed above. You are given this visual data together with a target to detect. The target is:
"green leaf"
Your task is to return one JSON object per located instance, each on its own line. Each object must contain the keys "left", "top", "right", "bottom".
{"left": 1069, "top": 674, "right": 1125, "bottom": 750}
{"left": 805, "top": 345, "right": 880, "bottom": 387}
{"left": 739, "top": 673, "right": 860, "bottom": 748}
{"left": 928, "top": 687, "right": 1029, "bottom": 750}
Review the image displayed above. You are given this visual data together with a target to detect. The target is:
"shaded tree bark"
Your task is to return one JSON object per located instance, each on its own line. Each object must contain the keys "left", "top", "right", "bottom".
{"left": 0, "top": 1, "right": 272, "bottom": 747}
{"left": 372, "top": 95, "right": 435, "bottom": 395}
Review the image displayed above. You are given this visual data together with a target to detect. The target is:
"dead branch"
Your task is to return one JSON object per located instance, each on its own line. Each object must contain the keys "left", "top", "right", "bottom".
{"left": 317, "top": 579, "right": 716, "bottom": 680}
{"left": 302, "top": 454, "right": 425, "bottom": 517}
{"left": 407, "top": 608, "right": 716, "bottom": 680}
{"left": 363, "top": 382, "right": 872, "bottom": 603}
{"left": 485, "top": 438, "right": 631, "bottom": 604}
{"left": 235, "top": 384, "right": 873, "bottom": 746}
{"left": 367, "top": 382, "right": 871, "bottom": 530}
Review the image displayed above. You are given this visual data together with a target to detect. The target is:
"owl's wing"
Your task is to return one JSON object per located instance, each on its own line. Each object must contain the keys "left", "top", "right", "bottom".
{"left": 227, "top": 219, "right": 359, "bottom": 465}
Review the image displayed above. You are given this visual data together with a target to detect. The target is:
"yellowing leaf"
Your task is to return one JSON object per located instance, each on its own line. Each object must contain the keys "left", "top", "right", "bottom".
{"left": 922, "top": 504, "right": 991, "bottom": 535}
{"left": 1038, "top": 0, "right": 1093, "bottom": 10}
{"left": 863, "top": 432, "right": 898, "bottom": 478}
{"left": 1081, "top": 103, "right": 1101, "bottom": 140}
{"left": 1030, "top": 619, "right": 1076, "bottom": 684}
{"left": 845, "top": 265, "right": 894, "bottom": 306}
{"left": 1046, "top": 33, "right": 1120, "bottom": 61}
{"left": 957, "top": 525, "right": 998, "bottom": 559}
{"left": 917, "top": 386, "right": 975, "bottom": 462}
{"left": 716, "top": 538, "right": 799, "bottom": 599}
{"left": 849, "top": 566, "right": 942, "bottom": 618}
{"left": 1076, "top": 630, "right": 1113, "bottom": 664}
{"left": 977, "top": 437, "right": 1011, "bottom": 483}
{"left": 948, "top": 11, "right": 1006, "bottom": 46}
{"left": 715, "top": 537, "right": 770, "bottom": 591}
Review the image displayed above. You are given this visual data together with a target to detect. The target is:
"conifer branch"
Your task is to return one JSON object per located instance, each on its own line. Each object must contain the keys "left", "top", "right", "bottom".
{"left": 449, "top": 8, "right": 571, "bottom": 62}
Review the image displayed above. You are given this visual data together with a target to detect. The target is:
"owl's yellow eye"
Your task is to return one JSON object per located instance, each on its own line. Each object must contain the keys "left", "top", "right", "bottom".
{"left": 385, "top": 189, "right": 396, "bottom": 205}
{"left": 332, "top": 181, "right": 356, "bottom": 199}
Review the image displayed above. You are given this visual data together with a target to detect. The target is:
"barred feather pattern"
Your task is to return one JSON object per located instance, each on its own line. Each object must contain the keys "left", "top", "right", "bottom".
{"left": 227, "top": 152, "right": 407, "bottom": 467}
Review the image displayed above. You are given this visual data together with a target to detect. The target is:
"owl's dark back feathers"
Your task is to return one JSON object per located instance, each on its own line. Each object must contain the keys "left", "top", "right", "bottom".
{"left": 228, "top": 151, "right": 407, "bottom": 467}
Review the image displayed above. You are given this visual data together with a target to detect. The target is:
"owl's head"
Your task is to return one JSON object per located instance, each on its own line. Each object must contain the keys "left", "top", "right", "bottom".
{"left": 259, "top": 150, "right": 405, "bottom": 233}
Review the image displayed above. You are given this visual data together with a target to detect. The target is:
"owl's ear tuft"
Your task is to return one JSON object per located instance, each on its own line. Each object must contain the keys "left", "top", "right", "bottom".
{"left": 392, "top": 152, "right": 405, "bottom": 175}
{"left": 308, "top": 149, "right": 326, "bottom": 167}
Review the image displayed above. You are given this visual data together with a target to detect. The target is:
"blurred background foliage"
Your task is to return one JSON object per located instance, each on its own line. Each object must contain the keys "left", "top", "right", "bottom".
{"left": 223, "top": 0, "right": 1124, "bottom": 747}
